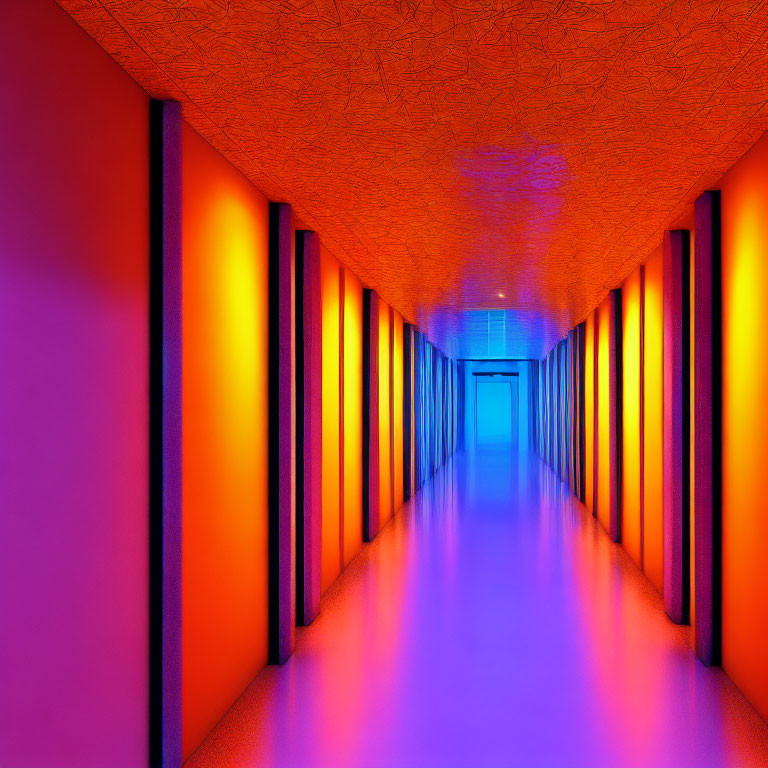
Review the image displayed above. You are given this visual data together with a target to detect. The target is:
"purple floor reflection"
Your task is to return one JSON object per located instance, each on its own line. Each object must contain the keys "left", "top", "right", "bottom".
{"left": 187, "top": 450, "right": 768, "bottom": 768}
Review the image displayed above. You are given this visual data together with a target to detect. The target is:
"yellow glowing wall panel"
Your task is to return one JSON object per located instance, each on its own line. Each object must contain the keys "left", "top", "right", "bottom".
{"left": 596, "top": 297, "right": 612, "bottom": 535}
{"left": 343, "top": 269, "right": 363, "bottom": 566}
{"left": 584, "top": 313, "right": 596, "bottom": 514}
{"left": 643, "top": 246, "right": 664, "bottom": 594}
{"left": 720, "top": 133, "right": 768, "bottom": 721}
{"left": 622, "top": 267, "right": 643, "bottom": 569}
{"left": 321, "top": 251, "right": 341, "bottom": 592}
{"left": 181, "top": 124, "right": 269, "bottom": 760}
{"left": 378, "top": 300, "right": 392, "bottom": 526}
{"left": 392, "top": 311, "right": 404, "bottom": 513}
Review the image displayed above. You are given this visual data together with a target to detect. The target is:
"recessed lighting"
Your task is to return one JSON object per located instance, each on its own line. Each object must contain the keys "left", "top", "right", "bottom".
{"left": 497, "top": 292, "right": 505, "bottom": 298}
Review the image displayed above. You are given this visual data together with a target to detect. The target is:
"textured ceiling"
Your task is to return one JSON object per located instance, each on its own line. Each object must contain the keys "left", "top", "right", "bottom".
{"left": 57, "top": 0, "right": 768, "bottom": 357}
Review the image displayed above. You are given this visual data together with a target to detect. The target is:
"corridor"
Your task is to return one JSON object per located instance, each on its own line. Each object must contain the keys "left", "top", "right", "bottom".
{"left": 187, "top": 451, "right": 768, "bottom": 768}
{"left": 5, "top": 2, "right": 768, "bottom": 766}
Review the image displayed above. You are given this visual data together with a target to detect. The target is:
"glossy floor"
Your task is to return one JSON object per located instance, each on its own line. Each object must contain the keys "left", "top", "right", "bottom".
{"left": 187, "top": 450, "right": 768, "bottom": 767}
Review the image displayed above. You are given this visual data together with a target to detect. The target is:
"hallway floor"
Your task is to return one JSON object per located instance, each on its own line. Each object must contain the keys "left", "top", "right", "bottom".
{"left": 188, "top": 451, "right": 768, "bottom": 768}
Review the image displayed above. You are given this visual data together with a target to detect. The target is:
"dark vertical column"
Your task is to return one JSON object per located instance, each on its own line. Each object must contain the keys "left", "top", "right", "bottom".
{"left": 338, "top": 268, "right": 346, "bottom": 573}
{"left": 451, "top": 359, "right": 455, "bottom": 455}
{"left": 458, "top": 361, "right": 466, "bottom": 452}
{"left": 693, "top": 191, "right": 722, "bottom": 665}
{"left": 534, "top": 360, "right": 541, "bottom": 456}
{"left": 593, "top": 308, "right": 600, "bottom": 518}
{"left": 295, "top": 230, "right": 322, "bottom": 627}
{"left": 535, "top": 361, "right": 540, "bottom": 456}
{"left": 442, "top": 355, "right": 448, "bottom": 463}
{"left": 577, "top": 322, "right": 587, "bottom": 503}
{"left": 414, "top": 331, "right": 423, "bottom": 488}
{"left": 560, "top": 341, "right": 568, "bottom": 481}
{"left": 568, "top": 332, "right": 575, "bottom": 490}
{"left": 560, "top": 339, "right": 571, "bottom": 483}
{"left": 608, "top": 289, "right": 622, "bottom": 543}
{"left": 556, "top": 346, "right": 561, "bottom": 475}
{"left": 549, "top": 344, "right": 560, "bottom": 477}
{"left": 663, "top": 229, "right": 691, "bottom": 625}
{"left": 268, "top": 202, "right": 296, "bottom": 664}
{"left": 403, "top": 323, "right": 414, "bottom": 502}
{"left": 546, "top": 353, "right": 552, "bottom": 467}
{"left": 554, "top": 346, "right": 560, "bottom": 473}
{"left": 430, "top": 345, "right": 437, "bottom": 477}
{"left": 544, "top": 357, "right": 548, "bottom": 461}
{"left": 362, "top": 289, "right": 380, "bottom": 541}
{"left": 389, "top": 306, "right": 395, "bottom": 518}
{"left": 149, "top": 99, "right": 182, "bottom": 768}
{"left": 551, "top": 351, "right": 558, "bottom": 471}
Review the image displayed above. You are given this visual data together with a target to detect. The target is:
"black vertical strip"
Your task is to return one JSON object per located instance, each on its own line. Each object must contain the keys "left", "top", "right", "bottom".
{"left": 613, "top": 288, "right": 623, "bottom": 543}
{"left": 362, "top": 289, "right": 372, "bottom": 541}
{"left": 681, "top": 230, "right": 692, "bottom": 624}
{"left": 414, "top": 333, "right": 423, "bottom": 488}
{"left": 431, "top": 346, "right": 437, "bottom": 477}
{"left": 148, "top": 97, "right": 164, "bottom": 768}
{"left": 711, "top": 193, "right": 723, "bottom": 658}
{"left": 458, "top": 361, "right": 465, "bottom": 452}
{"left": 148, "top": 99, "right": 182, "bottom": 768}
{"left": 593, "top": 309, "right": 600, "bottom": 518}
{"left": 578, "top": 324, "right": 586, "bottom": 503}
{"left": 267, "top": 203, "right": 281, "bottom": 661}
{"left": 294, "top": 234, "right": 306, "bottom": 624}
{"left": 403, "top": 324, "right": 413, "bottom": 501}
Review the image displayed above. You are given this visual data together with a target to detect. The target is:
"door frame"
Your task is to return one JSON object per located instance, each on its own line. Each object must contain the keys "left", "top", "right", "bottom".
{"left": 473, "top": 372, "right": 519, "bottom": 447}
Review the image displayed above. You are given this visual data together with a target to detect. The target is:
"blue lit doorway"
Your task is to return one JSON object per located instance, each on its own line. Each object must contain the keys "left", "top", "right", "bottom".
{"left": 473, "top": 373, "right": 519, "bottom": 448}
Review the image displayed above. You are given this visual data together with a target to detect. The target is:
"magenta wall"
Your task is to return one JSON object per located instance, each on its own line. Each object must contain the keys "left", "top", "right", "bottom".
{"left": 0, "top": 2, "right": 150, "bottom": 765}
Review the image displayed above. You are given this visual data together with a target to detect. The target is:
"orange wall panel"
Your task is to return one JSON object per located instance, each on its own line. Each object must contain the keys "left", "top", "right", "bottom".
{"left": 181, "top": 124, "right": 269, "bottom": 760}
{"left": 720, "top": 132, "right": 768, "bottom": 721}
{"left": 393, "top": 311, "right": 404, "bottom": 513}
{"left": 321, "top": 251, "right": 342, "bottom": 592}
{"left": 621, "top": 267, "right": 643, "bottom": 569}
{"left": 343, "top": 269, "right": 364, "bottom": 565}
{"left": 643, "top": 246, "right": 664, "bottom": 594}
{"left": 584, "top": 313, "right": 596, "bottom": 514}
{"left": 378, "top": 300, "right": 392, "bottom": 526}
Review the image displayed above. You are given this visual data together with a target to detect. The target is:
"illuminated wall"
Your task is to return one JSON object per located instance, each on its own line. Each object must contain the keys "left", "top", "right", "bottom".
{"left": 643, "top": 247, "right": 664, "bottom": 593}
{"left": 538, "top": 293, "right": 620, "bottom": 541}
{"left": 321, "top": 251, "right": 342, "bottom": 591}
{"left": 378, "top": 300, "right": 393, "bottom": 526}
{"left": 392, "top": 311, "right": 405, "bottom": 513}
{"left": 584, "top": 313, "right": 596, "bottom": 514}
{"left": 181, "top": 123, "right": 270, "bottom": 760}
{"left": 343, "top": 268, "right": 364, "bottom": 565}
{"left": 720, "top": 132, "right": 768, "bottom": 721}
{"left": 622, "top": 266, "right": 643, "bottom": 569}
{"left": 535, "top": 128, "right": 768, "bottom": 729}
{"left": 596, "top": 294, "right": 618, "bottom": 539}
{"left": 0, "top": 2, "right": 150, "bottom": 765}
{"left": 413, "top": 333, "right": 460, "bottom": 490}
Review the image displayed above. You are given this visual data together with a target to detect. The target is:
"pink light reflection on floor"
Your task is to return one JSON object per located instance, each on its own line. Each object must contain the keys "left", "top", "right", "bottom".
{"left": 187, "top": 450, "right": 768, "bottom": 768}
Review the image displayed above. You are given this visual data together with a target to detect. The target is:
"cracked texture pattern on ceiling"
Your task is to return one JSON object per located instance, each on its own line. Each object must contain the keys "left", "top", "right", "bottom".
{"left": 57, "top": 0, "right": 768, "bottom": 357}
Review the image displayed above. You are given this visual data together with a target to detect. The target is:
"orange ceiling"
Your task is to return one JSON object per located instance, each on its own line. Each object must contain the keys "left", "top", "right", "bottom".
{"left": 57, "top": 0, "right": 768, "bottom": 356}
